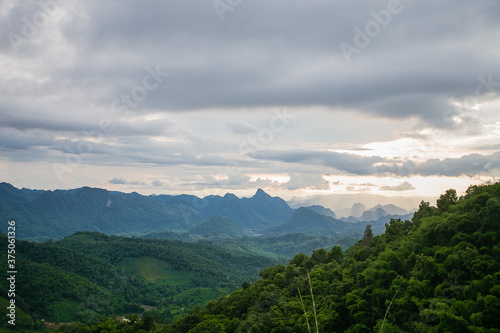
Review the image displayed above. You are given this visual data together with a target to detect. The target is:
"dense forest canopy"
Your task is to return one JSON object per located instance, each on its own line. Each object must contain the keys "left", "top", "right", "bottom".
{"left": 165, "top": 183, "right": 500, "bottom": 332}
{"left": 0, "top": 232, "right": 275, "bottom": 331}
{"left": 1, "top": 183, "right": 499, "bottom": 332}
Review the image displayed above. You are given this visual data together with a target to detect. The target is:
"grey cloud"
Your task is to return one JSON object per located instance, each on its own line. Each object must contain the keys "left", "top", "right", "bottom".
{"left": 109, "top": 178, "right": 145, "bottom": 185}
{"left": 253, "top": 149, "right": 500, "bottom": 178}
{"left": 351, "top": 183, "right": 378, "bottom": 187}
{"left": 151, "top": 180, "right": 165, "bottom": 186}
{"left": 415, "top": 152, "right": 500, "bottom": 177}
{"left": 224, "top": 121, "right": 258, "bottom": 135}
{"left": 284, "top": 173, "right": 330, "bottom": 190}
{"left": 2, "top": 0, "right": 499, "bottom": 193}
{"left": 184, "top": 173, "right": 280, "bottom": 191}
{"left": 3, "top": 1, "right": 497, "bottom": 128}
{"left": 253, "top": 150, "right": 386, "bottom": 175}
{"left": 346, "top": 186, "right": 372, "bottom": 193}
{"left": 380, "top": 181, "right": 416, "bottom": 192}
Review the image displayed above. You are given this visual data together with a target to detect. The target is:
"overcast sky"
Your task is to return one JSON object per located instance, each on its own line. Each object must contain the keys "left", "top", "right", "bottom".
{"left": 1, "top": 0, "right": 499, "bottom": 203}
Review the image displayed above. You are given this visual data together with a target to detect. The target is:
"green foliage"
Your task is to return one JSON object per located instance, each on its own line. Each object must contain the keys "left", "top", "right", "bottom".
{"left": 189, "top": 215, "right": 251, "bottom": 240}
{"left": 218, "top": 233, "right": 357, "bottom": 262}
{"left": 0, "top": 183, "right": 295, "bottom": 240}
{"left": 0, "top": 231, "right": 274, "bottom": 325}
{"left": 165, "top": 183, "right": 500, "bottom": 332}
{"left": 362, "top": 224, "right": 374, "bottom": 247}
{"left": 437, "top": 188, "right": 458, "bottom": 212}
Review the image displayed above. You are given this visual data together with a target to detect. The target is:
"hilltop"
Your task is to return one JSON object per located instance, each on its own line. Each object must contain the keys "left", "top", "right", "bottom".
{"left": 165, "top": 183, "right": 500, "bottom": 332}
{"left": 0, "top": 231, "right": 275, "bottom": 329}
{"left": 0, "top": 183, "right": 293, "bottom": 241}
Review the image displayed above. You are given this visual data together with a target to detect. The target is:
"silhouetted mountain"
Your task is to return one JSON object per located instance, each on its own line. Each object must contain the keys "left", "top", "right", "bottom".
{"left": 368, "top": 203, "right": 407, "bottom": 215}
{"left": 152, "top": 189, "right": 294, "bottom": 230}
{"left": 0, "top": 183, "right": 294, "bottom": 240}
{"left": 168, "top": 183, "right": 500, "bottom": 332}
{"left": 304, "top": 205, "right": 337, "bottom": 218}
{"left": 350, "top": 202, "right": 366, "bottom": 217}
{"left": 288, "top": 192, "right": 426, "bottom": 215}
{"left": 264, "top": 207, "right": 384, "bottom": 237}
{"left": 241, "top": 189, "right": 294, "bottom": 225}
{"left": 0, "top": 182, "right": 39, "bottom": 202}
{"left": 1, "top": 186, "right": 195, "bottom": 240}
{"left": 360, "top": 207, "right": 387, "bottom": 221}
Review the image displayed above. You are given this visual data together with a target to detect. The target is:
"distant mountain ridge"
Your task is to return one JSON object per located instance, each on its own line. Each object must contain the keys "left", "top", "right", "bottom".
{"left": 0, "top": 182, "right": 414, "bottom": 242}
{"left": 264, "top": 207, "right": 386, "bottom": 237}
{"left": 0, "top": 182, "right": 293, "bottom": 240}
{"left": 289, "top": 192, "right": 429, "bottom": 213}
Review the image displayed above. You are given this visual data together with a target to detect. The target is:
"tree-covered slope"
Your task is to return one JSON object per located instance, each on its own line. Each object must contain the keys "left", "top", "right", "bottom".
{"left": 264, "top": 207, "right": 386, "bottom": 237}
{"left": 0, "top": 231, "right": 275, "bottom": 327}
{"left": 166, "top": 183, "right": 500, "bottom": 332}
{"left": 218, "top": 233, "right": 358, "bottom": 262}
{"left": 0, "top": 183, "right": 295, "bottom": 241}
{"left": 0, "top": 184, "right": 196, "bottom": 240}
{"left": 189, "top": 215, "right": 251, "bottom": 240}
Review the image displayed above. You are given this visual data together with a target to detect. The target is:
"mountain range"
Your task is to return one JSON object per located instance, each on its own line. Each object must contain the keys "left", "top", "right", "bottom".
{"left": 289, "top": 192, "right": 431, "bottom": 215}
{"left": 0, "top": 182, "right": 415, "bottom": 242}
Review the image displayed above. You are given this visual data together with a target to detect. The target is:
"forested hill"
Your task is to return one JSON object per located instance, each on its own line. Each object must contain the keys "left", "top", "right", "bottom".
{"left": 166, "top": 183, "right": 500, "bottom": 332}
{"left": 0, "top": 232, "right": 275, "bottom": 330}
{"left": 0, "top": 182, "right": 293, "bottom": 241}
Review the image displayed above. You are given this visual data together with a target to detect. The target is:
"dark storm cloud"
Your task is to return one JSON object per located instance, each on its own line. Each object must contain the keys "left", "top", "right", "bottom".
{"left": 253, "top": 150, "right": 386, "bottom": 175}
{"left": 1, "top": 0, "right": 499, "bottom": 185}
{"left": 415, "top": 152, "right": 500, "bottom": 177}
{"left": 0, "top": 0, "right": 496, "bottom": 137}
{"left": 253, "top": 150, "right": 500, "bottom": 177}
{"left": 127, "top": 0, "right": 498, "bottom": 125}
{"left": 4, "top": 0, "right": 497, "bottom": 125}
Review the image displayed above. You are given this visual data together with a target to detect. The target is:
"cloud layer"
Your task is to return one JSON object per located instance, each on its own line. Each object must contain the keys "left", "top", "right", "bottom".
{"left": 1, "top": 1, "right": 499, "bottom": 197}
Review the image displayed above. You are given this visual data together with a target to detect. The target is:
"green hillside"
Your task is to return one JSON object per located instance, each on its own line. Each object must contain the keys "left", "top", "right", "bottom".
{"left": 189, "top": 215, "right": 251, "bottom": 240}
{"left": 116, "top": 256, "right": 196, "bottom": 285}
{"left": 0, "top": 183, "right": 296, "bottom": 241}
{"left": 165, "top": 183, "right": 500, "bottom": 332}
{"left": 0, "top": 231, "right": 275, "bottom": 328}
{"left": 264, "top": 207, "right": 386, "bottom": 237}
{"left": 218, "top": 233, "right": 358, "bottom": 261}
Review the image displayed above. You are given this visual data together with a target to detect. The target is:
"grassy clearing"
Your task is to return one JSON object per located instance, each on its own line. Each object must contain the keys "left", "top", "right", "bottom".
{"left": 117, "top": 256, "right": 195, "bottom": 286}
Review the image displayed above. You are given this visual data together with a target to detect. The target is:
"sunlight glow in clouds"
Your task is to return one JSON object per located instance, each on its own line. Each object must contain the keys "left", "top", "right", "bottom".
{"left": 1, "top": 1, "right": 499, "bottom": 206}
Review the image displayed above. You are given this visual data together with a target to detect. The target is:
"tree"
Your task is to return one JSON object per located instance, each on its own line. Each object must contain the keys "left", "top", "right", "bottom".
{"left": 362, "top": 225, "right": 373, "bottom": 247}
{"left": 437, "top": 189, "right": 458, "bottom": 212}
{"left": 328, "top": 245, "right": 343, "bottom": 263}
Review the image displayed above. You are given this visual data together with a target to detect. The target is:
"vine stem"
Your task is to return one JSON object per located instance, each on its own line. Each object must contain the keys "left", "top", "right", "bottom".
{"left": 298, "top": 287, "right": 312, "bottom": 333}
{"left": 307, "top": 270, "right": 319, "bottom": 333}
{"left": 380, "top": 289, "right": 398, "bottom": 333}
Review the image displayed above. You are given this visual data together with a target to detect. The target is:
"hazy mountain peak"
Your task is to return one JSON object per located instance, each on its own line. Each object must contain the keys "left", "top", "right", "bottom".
{"left": 304, "top": 205, "right": 337, "bottom": 218}
{"left": 350, "top": 202, "right": 367, "bottom": 218}
{"left": 367, "top": 203, "right": 408, "bottom": 215}
{"left": 254, "top": 188, "right": 271, "bottom": 198}
{"left": 223, "top": 192, "right": 238, "bottom": 199}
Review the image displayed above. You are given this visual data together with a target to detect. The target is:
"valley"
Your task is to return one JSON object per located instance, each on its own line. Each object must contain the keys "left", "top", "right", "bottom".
{"left": 1, "top": 182, "right": 498, "bottom": 332}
